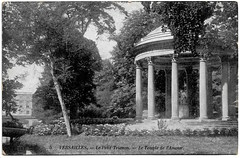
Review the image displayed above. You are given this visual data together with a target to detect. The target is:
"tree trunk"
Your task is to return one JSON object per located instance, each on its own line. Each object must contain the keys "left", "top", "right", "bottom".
{"left": 50, "top": 59, "right": 72, "bottom": 137}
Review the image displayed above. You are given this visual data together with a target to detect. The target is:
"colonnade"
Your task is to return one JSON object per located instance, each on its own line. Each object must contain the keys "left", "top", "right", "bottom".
{"left": 135, "top": 55, "right": 232, "bottom": 121}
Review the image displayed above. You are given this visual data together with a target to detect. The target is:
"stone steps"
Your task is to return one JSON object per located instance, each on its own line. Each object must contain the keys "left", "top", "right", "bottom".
{"left": 184, "top": 120, "right": 238, "bottom": 129}
{"left": 127, "top": 119, "right": 238, "bottom": 131}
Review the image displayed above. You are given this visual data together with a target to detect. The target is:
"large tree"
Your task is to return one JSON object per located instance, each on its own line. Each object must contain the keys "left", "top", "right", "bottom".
{"left": 2, "top": 2, "right": 126, "bottom": 136}
{"left": 33, "top": 40, "right": 102, "bottom": 122}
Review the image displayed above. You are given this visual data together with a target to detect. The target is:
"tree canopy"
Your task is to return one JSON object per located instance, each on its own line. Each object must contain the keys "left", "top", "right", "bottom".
{"left": 142, "top": 2, "right": 213, "bottom": 55}
{"left": 2, "top": 1, "right": 126, "bottom": 136}
{"left": 204, "top": 2, "right": 238, "bottom": 56}
{"left": 2, "top": 3, "right": 23, "bottom": 120}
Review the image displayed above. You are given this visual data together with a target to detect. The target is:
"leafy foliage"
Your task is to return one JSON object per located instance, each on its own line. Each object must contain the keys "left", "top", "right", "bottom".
{"left": 2, "top": 79, "right": 23, "bottom": 119}
{"left": 110, "top": 10, "right": 162, "bottom": 118}
{"left": 3, "top": 2, "right": 126, "bottom": 65}
{"left": 71, "top": 117, "right": 133, "bottom": 125}
{"left": 33, "top": 38, "right": 101, "bottom": 120}
{"left": 2, "top": 3, "right": 24, "bottom": 118}
{"left": 32, "top": 119, "right": 238, "bottom": 137}
{"left": 94, "top": 59, "right": 115, "bottom": 108}
{"left": 77, "top": 104, "right": 107, "bottom": 118}
{"left": 2, "top": 2, "right": 127, "bottom": 137}
{"left": 33, "top": 77, "right": 62, "bottom": 123}
{"left": 3, "top": 2, "right": 126, "bottom": 133}
{"left": 142, "top": 2, "right": 213, "bottom": 55}
{"left": 204, "top": 2, "right": 238, "bottom": 55}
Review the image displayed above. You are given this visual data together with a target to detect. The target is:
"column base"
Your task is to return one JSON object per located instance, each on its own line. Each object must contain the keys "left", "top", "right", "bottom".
{"left": 222, "top": 116, "right": 230, "bottom": 121}
{"left": 147, "top": 116, "right": 156, "bottom": 120}
{"left": 171, "top": 116, "right": 180, "bottom": 120}
{"left": 198, "top": 116, "right": 208, "bottom": 122}
{"left": 136, "top": 116, "right": 142, "bottom": 120}
{"left": 135, "top": 119, "right": 143, "bottom": 123}
{"left": 135, "top": 116, "right": 143, "bottom": 122}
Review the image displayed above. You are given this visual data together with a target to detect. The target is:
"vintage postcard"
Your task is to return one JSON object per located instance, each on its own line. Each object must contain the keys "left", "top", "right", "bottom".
{"left": 2, "top": 1, "right": 238, "bottom": 156}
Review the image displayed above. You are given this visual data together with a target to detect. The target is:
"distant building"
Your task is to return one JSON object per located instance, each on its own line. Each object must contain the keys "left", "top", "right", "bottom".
{"left": 13, "top": 92, "right": 33, "bottom": 116}
{"left": 2, "top": 92, "right": 38, "bottom": 127}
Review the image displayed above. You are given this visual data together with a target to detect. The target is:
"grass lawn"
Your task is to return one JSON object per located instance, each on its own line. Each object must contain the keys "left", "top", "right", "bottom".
{"left": 4, "top": 134, "right": 238, "bottom": 155}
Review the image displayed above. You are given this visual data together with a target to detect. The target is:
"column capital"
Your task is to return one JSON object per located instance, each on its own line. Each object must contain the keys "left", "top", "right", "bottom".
{"left": 199, "top": 51, "right": 210, "bottom": 61}
{"left": 136, "top": 61, "right": 142, "bottom": 69}
{"left": 200, "top": 56, "right": 207, "bottom": 62}
{"left": 147, "top": 57, "right": 153, "bottom": 65}
{"left": 172, "top": 54, "right": 178, "bottom": 63}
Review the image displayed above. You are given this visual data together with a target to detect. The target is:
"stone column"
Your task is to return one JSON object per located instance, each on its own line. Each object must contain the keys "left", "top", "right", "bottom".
{"left": 199, "top": 57, "right": 208, "bottom": 120}
{"left": 147, "top": 57, "right": 155, "bottom": 119}
{"left": 136, "top": 63, "right": 143, "bottom": 120}
{"left": 221, "top": 56, "right": 230, "bottom": 121}
{"left": 171, "top": 57, "right": 179, "bottom": 120}
{"left": 207, "top": 66, "right": 213, "bottom": 118}
{"left": 165, "top": 69, "right": 171, "bottom": 118}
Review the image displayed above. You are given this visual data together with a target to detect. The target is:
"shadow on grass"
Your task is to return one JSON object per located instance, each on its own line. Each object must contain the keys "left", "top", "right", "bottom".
{"left": 3, "top": 140, "right": 51, "bottom": 155}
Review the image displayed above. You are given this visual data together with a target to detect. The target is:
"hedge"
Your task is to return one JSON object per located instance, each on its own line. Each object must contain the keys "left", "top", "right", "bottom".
{"left": 70, "top": 117, "right": 134, "bottom": 125}
{"left": 32, "top": 118, "right": 238, "bottom": 137}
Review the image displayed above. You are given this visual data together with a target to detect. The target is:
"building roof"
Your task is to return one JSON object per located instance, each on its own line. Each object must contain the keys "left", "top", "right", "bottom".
{"left": 135, "top": 27, "right": 173, "bottom": 47}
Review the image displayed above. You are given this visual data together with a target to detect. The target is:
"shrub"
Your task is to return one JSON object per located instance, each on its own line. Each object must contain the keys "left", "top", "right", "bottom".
{"left": 213, "top": 128, "right": 220, "bottom": 136}
{"left": 174, "top": 129, "right": 182, "bottom": 136}
{"left": 140, "top": 129, "right": 152, "bottom": 136}
{"left": 224, "top": 128, "right": 231, "bottom": 136}
{"left": 70, "top": 117, "right": 133, "bottom": 125}
{"left": 220, "top": 128, "right": 227, "bottom": 136}
{"left": 77, "top": 104, "right": 106, "bottom": 118}
{"left": 152, "top": 129, "right": 167, "bottom": 136}
{"left": 32, "top": 118, "right": 238, "bottom": 137}
{"left": 166, "top": 129, "right": 174, "bottom": 136}
{"left": 182, "top": 129, "right": 193, "bottom": 136}
{"left": 157, "top": 119, "right": 168, "bottom": 131}
{"left": 202, "top": 128, "right": 212, "bottom": 136}
{"left": 82, "top": 124, "right": 127, "bottom": 136}
{"left": 32, "top": 120, "right": 67, "bottom": 136}
{"left": 229, "top": 128, "right": 238, "bottom": 136}
{"left": 193, "top": 129, "right": 201, "bottom": 136}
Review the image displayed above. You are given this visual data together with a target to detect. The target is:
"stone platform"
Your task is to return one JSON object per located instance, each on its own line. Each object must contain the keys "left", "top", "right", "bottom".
{"left": 126, "top": 119, "right": 238, "bottom": 131}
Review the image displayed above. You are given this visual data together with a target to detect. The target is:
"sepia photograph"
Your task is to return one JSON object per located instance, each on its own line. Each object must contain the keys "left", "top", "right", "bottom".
{"left": 2, "top": 1, "right": 238, "bottom": 155}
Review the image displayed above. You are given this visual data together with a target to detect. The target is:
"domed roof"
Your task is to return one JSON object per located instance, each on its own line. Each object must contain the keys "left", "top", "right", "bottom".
{"left": 135, "top": 26, "right": 173, "bottom": 47}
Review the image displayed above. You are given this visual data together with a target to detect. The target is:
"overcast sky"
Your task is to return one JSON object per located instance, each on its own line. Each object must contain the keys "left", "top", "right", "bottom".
{"left": 7, "top": 2, "right": 143, "bottom": 93}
